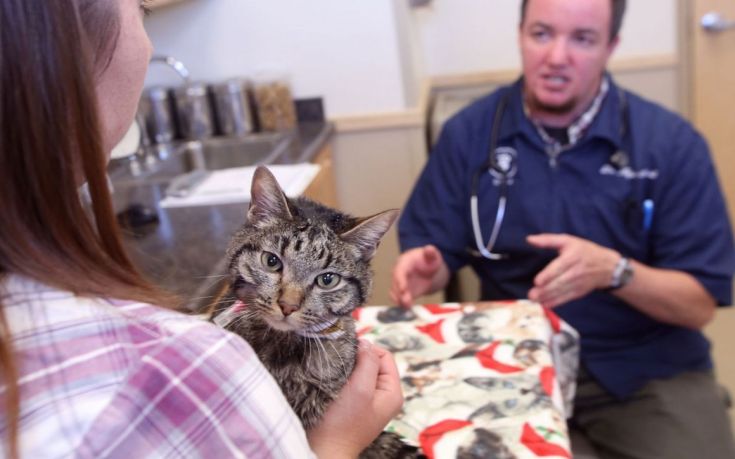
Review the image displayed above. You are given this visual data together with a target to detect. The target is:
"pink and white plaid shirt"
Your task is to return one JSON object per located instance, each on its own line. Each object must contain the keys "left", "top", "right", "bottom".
{"left": 0, "top": 275, "right": 315, "bottom": 458}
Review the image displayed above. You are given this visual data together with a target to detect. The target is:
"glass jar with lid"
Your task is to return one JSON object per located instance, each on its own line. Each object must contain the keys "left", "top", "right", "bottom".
{"left": 252, "top": 72, "right": 297, "bottom": 132}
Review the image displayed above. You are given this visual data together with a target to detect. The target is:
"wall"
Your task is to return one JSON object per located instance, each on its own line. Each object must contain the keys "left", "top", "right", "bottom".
{"left": 144, "top": 0, "right": 679, "bottom": 118}
{"left": 143, "top": 0, "right": 407, "bottom": 118}
{"left": 331, "top": 125, "right": 433, "bottom": 305}
{"left": 408, "top": 0, "right": 677, "bottom": 77}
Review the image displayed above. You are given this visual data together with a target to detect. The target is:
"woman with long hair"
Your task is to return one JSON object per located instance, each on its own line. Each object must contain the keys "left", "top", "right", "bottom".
{"left": 0, "top": 1, "right": 402, "bottom": 457}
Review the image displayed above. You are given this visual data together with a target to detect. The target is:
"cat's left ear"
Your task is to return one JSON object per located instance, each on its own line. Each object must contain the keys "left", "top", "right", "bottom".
{"left": 340, "top": 209, "right": 399, "bottom": 260}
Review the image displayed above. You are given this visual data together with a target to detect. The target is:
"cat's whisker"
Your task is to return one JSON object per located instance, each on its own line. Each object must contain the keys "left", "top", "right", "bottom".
{"left": 319, "top": 339, "right": 331, "bottom": 380}
{"left": 327, "top": 340, "right": 349, "bottom": 382}
{"left": 306, "top": 337, "right": 323, "bottom": 380}
{"left": 186, "top": 294, "right": 224, "bottom": 303}
{"left": 315, "top": 340, "right": 325, "bottom": 377}
{"left": 228, "top": 311, "right": 250, "bottom": 329}
{"left": 313, "top": 337, "right": 328, "bottom": 380}
{"left": 194, "top": 274, "right": 230, "bottom": 280}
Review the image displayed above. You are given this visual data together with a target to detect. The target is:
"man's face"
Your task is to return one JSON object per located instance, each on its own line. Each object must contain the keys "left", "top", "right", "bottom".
{"left": 519, "top": 0, "right": 619, "bottom": 124}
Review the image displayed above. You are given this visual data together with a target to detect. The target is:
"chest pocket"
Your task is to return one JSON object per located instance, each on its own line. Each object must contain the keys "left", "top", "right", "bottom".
{"left": 577, "top": 176, "right": 650, "bottom": 261}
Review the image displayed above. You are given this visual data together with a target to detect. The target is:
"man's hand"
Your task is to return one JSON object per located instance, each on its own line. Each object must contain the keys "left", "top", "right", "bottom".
{"left": 390, "top": 245, "right": 450, "bottom": 307}
{"left": 527, "top": 233, "right": 619, "bottom": 307}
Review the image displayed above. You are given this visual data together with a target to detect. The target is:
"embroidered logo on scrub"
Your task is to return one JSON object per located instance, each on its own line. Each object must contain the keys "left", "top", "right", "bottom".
{"left": 489, "top": 146, "right": 518, "bottom": 186}
{"left": 599, "top": 163, "right": 658, "bottom": 180}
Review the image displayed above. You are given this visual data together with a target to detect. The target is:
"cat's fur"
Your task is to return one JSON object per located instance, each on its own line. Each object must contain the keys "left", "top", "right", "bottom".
{"left": 213, "top": 166, "right": 420, "bottom": 458}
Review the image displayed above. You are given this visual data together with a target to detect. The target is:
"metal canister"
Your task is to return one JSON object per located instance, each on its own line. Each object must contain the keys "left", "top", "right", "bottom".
{"left": 211, "top": 78, "right": 254, "bottom": 136}
{"left": 173, "top": 82, "right": 215, "bottom": 140}
{"left": 139, "top": 86, "right": 176, "bottom": 144}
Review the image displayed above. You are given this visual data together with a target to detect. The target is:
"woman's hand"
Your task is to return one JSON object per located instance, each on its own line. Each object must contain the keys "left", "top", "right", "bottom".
{"left": 307, "top": 340, "right": 403, "bottom": 458}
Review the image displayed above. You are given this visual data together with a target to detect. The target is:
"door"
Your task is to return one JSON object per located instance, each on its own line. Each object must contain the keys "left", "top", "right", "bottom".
{"left": 691, "top": 0, "right": 735, "bottom": 222}
{"left": 690, "top": 0, "right": 735, "bottom": 437}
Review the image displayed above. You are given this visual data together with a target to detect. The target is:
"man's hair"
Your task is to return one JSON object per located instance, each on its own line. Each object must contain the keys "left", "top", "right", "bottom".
{"left": 520, "top": 0, "right": 627, "bottom": 42}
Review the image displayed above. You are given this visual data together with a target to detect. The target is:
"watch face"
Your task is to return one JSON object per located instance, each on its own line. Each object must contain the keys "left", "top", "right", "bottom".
{"left": 619, "top": 259, "right": 634, "bottom": 287}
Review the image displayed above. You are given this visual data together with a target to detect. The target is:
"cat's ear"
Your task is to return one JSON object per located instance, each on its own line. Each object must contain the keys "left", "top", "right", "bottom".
{"left": 248, "top": 166, "right": 292, "bottom": 223}
{"left": 340, "top": 209, "right": 399, "bottom": 260}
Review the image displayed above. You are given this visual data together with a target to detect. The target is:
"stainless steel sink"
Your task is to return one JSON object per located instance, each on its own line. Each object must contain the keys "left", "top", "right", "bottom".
{"left": 109, "top": 131, "right": 294, "bottom": 211}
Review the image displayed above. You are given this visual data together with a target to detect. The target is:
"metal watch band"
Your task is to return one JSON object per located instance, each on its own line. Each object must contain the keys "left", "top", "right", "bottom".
{"left": 609, "top": 256, "right": 633, "bottom": 290}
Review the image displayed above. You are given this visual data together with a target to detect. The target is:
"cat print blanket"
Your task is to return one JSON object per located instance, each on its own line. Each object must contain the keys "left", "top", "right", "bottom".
{"left": 353, "top": 300, "right": 579, "bottom": 459}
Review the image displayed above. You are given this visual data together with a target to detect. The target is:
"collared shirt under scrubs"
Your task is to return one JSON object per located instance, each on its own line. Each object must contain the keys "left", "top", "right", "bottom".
{"left": 399, "top": 77, "right": 735, "bottom": 399}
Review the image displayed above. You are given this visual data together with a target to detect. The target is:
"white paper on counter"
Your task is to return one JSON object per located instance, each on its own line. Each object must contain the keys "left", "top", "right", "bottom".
{"left": 159, "top": 163, "right": 321, "bottom": 208}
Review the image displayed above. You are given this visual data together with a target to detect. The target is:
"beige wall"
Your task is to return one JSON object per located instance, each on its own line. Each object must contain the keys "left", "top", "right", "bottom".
{"left": 331, "top": 124, "right": 436, "bottom": 306}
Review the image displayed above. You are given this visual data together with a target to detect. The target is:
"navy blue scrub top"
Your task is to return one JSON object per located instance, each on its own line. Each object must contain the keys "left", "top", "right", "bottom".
{"left": 399, "top": 77, "right": 735, "bottom": 399}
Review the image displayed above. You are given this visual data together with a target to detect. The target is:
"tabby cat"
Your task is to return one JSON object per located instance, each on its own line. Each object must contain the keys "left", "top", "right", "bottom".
{"left": 211, "top": 166, "right": 421, "bottom": 458}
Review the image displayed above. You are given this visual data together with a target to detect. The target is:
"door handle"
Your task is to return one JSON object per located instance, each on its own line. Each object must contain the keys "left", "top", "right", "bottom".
{"left": 701, "top": 11, "right": 735, "bottom": 33}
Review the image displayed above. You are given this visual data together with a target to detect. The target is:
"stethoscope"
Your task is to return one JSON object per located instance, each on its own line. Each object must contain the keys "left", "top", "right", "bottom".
{"left": 470, "top": 86, "right": 637, "bottom": 260}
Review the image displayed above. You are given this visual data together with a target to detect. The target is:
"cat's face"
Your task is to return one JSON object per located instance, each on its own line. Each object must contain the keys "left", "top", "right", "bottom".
{"left": 226, "top": 166, "right": 398, "bottom": 336}
{"left": 229, "top": 214, "right": 371, "bottom": 334}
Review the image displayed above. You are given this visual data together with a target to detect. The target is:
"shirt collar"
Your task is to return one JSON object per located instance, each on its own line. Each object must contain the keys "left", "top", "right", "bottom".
{"left": 499, "top": 74, "right": 624, "bottom": 151}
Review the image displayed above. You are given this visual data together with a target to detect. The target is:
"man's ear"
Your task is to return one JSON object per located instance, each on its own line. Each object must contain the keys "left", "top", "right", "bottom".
{"left": 247, "top": 166, "right": 292, "bottom": 224}
{"left": 340, "top": 209, "right": 399, "bottom": 260}
{"left": 606, "top": 35, "right": 620, "bottom": 59}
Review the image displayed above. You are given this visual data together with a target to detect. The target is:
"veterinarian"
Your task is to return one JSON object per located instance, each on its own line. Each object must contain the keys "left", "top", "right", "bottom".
{"left": 391, "top": 0, "right": 735, "bottom": 457}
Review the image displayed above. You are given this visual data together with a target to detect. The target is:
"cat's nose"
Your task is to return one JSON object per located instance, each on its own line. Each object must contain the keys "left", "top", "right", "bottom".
{"left": 278, "top": 300, "right": 300, "bottom": 317}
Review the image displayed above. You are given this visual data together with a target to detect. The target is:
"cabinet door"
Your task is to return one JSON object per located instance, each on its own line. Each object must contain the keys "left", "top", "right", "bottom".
{"left": 303, "top": 143, "right": 338, "bottom": 208}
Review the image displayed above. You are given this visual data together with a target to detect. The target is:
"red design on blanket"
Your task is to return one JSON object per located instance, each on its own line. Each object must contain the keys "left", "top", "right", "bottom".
{"left": 419, "top": 419, "right": 473, "bottom": 459}
{"left": 423, "top": 303, "right": 461, "bottom": 315}
{"left": 540, "top": 366, "right": 555, "bottom": 396}
{"left": 416, "top": 320, "right": 446, "bottom": 343}
{"left": 476, "top": 341, "right": 524, "bottom": 373}
{"left": 520, "top": 423, "right": 571, "bottom": 457}
{"left": 542, "top": 307, "right": 562, "bottom": 333}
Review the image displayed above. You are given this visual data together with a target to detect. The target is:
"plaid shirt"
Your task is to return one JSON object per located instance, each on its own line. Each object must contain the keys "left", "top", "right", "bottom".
{"left": 1, "top": 275, "right": 315, "bottom": 458}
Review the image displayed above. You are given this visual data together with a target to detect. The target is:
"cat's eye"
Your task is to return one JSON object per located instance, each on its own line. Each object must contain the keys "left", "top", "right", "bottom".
{"left": 316, "top": 272, "right": 341, "bottom": 289}
{"left": 261, "top": 252, "right": 283, "bottom": 272}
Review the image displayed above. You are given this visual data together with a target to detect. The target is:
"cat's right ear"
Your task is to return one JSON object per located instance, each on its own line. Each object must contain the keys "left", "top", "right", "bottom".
{"left": 248, "top": 166, "right": 292, "bottom": 224}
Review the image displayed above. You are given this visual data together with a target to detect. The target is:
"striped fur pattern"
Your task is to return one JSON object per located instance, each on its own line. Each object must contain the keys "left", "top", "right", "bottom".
{"left": 216, "top": 167, "right": 420, "bottom": 457}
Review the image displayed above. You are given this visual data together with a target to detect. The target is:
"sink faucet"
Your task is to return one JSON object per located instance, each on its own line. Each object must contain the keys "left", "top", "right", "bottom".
{"left": 138, "top": 55, "right": 192, "bottom": 160}
{"left": 150, "top": 54, "right": 191, "bottom": 84}
{"left": 148, "top": 55, "right": 214, "bottom": 141}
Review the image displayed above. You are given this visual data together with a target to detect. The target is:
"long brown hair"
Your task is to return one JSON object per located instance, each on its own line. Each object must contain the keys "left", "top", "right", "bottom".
{"left": 0, "top": 1, "right": 171, "bottom": 456}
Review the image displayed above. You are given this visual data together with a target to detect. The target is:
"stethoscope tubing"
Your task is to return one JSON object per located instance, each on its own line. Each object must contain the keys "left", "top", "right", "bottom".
{"left": 471, "top": 182, "right": 507, "bottom": 260}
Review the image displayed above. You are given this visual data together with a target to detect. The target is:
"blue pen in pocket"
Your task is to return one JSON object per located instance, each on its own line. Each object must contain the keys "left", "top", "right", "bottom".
{"left": 642, "top": 199, "right": 654, "bottom": 232}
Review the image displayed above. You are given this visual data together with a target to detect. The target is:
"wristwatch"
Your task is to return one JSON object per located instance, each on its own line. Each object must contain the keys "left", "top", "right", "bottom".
{"left": 608, "top": 257, "right": 634, "bottom": 290}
